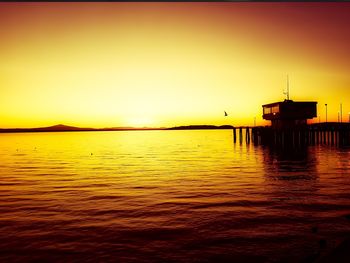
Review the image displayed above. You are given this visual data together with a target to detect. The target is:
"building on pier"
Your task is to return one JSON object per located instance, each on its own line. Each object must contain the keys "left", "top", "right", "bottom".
{"left": 262, "top": 100, "right": 317, "bottom": 129}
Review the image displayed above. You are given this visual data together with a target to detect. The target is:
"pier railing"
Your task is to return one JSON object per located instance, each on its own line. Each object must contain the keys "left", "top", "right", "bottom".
{"left": 233, "top": 123, "right": 350, "bottom": 146}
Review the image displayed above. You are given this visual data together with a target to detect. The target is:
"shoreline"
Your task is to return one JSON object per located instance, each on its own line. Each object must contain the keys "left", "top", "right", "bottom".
{"left": 0, "top": 125, "right": 234, "bottom": 134}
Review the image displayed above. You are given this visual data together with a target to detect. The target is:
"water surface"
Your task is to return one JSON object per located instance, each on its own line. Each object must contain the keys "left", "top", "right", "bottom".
{"left": 1, "top": 130, "right": 350, "bottom": 262}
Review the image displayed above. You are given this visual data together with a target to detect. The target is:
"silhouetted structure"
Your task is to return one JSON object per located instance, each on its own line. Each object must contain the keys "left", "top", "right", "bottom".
{"left": 262, "top": 100, "right": 317, "bottom": 129}
{"left": 233, "top": 123, "right": 350, "bottom": 147}
{"left": 232, "top": 99, "right": 350, "bottom": 147}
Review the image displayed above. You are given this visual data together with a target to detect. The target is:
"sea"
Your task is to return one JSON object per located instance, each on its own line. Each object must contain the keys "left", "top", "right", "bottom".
{"left": 0, "top": 130, "right": 350, "bottom": 263}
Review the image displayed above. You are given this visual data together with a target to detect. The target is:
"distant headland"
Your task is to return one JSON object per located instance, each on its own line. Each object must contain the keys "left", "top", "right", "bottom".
{"left": 0, "top": 124, "right": 234, "bottom": 133}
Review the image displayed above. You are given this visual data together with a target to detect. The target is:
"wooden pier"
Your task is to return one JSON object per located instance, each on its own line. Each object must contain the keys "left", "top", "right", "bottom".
{"left": 233, "top": 122, "right": 350, "bottom": 147}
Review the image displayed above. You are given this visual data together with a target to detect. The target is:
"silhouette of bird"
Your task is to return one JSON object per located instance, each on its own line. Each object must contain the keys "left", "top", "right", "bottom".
{"left": 224, "top": 111, "right": 228, "bottom": 117}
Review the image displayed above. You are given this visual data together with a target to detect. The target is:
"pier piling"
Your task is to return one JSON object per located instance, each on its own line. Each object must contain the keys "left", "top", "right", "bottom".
{"left": 246, "top": 127, "right": 250, "bottom": 143}
{"left": 239, "top": 127, "right": 243, "bottom": 144}
{"left": 233, "top": 128, "right": 236, "bottom": 143}
{"left": 233, "top": 123, "right": 350, "bottom": 147}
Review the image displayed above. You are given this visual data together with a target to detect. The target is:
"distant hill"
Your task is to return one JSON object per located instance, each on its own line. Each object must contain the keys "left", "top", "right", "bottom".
{"left": 0, "top": 124, "right": 94, "bottom": 133}
{"left": 35, "top": 124, "right": 92, "bottom": 131}
{"left": 0, "top": 124, "right": 164, "bottom": 133}
{"left": 0, "top": 124, "right": 234, "bottom": 133}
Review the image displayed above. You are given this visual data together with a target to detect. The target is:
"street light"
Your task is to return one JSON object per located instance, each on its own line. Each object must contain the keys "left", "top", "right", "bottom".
{"left": 348, "top": 112, "right": 350, "bottom": 123}
{"left": 338, "top": 112, "right": 340, "bottom": 122}
{"left": 325, "top": 104, "right": 328, "bottom": 123}
{"left": 340, "top": 103, "right": 343, "bottom": 123}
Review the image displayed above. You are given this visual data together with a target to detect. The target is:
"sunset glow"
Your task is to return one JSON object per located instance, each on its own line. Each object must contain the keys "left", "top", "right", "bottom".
{"left": 1, "top": 2, "right": 350, "bottom": 128}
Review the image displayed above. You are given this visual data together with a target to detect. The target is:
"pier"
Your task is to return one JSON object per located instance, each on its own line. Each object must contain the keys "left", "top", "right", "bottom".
{"left": 232, "top": 98, "right": 349, "bottom": 147}
{"left": 233, "top": 123, "right": 350, "bottom": 147}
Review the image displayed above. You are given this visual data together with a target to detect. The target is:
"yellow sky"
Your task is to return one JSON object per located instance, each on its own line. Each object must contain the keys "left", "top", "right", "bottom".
{"left": 1, "top": 3, "right": 350, "bottom": 128}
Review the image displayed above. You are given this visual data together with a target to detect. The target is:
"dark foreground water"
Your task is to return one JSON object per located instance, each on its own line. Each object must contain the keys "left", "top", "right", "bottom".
{"left": 1, "top": 130, "right": 350, "bottom": 262}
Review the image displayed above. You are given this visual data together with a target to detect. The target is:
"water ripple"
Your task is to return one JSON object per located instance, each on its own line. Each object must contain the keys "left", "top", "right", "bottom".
{"left": 1, "top": 131, "right": 350, "bottom": 262}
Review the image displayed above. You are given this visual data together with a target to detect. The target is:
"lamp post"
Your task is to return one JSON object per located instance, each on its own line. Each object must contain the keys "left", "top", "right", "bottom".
{"left": 325, "top": 104, "right": 328, "bottom": 123}
{"left": 338, "top": 112, "right": 340, "bottom": 123}
{"left": 340, "top": 103, "right": 343, "bottom": 123}
{"left": 348, "top": 112, "right": 350, "bottom": 123}
{"left": 254, "top": 117, "right": 256, "bottom": 127}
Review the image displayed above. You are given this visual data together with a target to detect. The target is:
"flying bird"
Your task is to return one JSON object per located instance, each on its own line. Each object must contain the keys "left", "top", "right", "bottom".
{"left": 224, "top": 111, "right": 228, "bottom": 117}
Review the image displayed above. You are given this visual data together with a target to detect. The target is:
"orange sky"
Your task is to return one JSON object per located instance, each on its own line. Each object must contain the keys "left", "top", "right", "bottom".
{"left": 1, "top": 2, "right": 350, "bottom": 128}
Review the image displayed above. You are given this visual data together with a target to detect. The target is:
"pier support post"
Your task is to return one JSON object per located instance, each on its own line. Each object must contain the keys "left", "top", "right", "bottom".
{"left": 305, "top": 128, "right": 309, "bottom": 145}
{"left": 331, "top": 128, "right": 334, "bottom": 145}
{"left": 246, "top": 127, "right": 250, "bottom": 144}
{"left": 310, "top": 127, "right": 314, "bottom": 145}
{"left": 239, "top": 127, "right": 243, "bottom": 144}
{"left": 252, "top": 127, "right": 258, "bottom": 145}
{"left": 327, "top": 130, "right": 330, "bottom": 145}
{"left": 314, "top": 128, "right": 317, "bottom": 144}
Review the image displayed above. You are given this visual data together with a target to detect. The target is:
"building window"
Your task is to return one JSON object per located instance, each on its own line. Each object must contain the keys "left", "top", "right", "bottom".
{"left": 263, "top": 107, "right": 271, "bottom": 114}
{"left": 272, "top": 105, "right": 279, "bottom": 113}
{"left": 263, "top": 105, "right": 279, "bottom": 114}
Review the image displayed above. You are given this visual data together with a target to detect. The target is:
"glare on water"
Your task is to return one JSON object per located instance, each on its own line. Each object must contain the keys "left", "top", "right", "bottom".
{"left": 1, "top": 130, "right": 350, "bottom": 262}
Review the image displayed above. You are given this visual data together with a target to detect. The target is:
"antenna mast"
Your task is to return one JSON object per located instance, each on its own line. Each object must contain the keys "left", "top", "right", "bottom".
{"left": 286, "top": 74, "right": 290, "bottom": 100}
{"left": 283, "top": 74, "right": 290, "bottom": 100}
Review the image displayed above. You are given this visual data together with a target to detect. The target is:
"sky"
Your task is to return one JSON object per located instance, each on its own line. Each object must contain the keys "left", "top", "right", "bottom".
{"left": 1, "top": 2, "right": 350, "bottom": 128}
